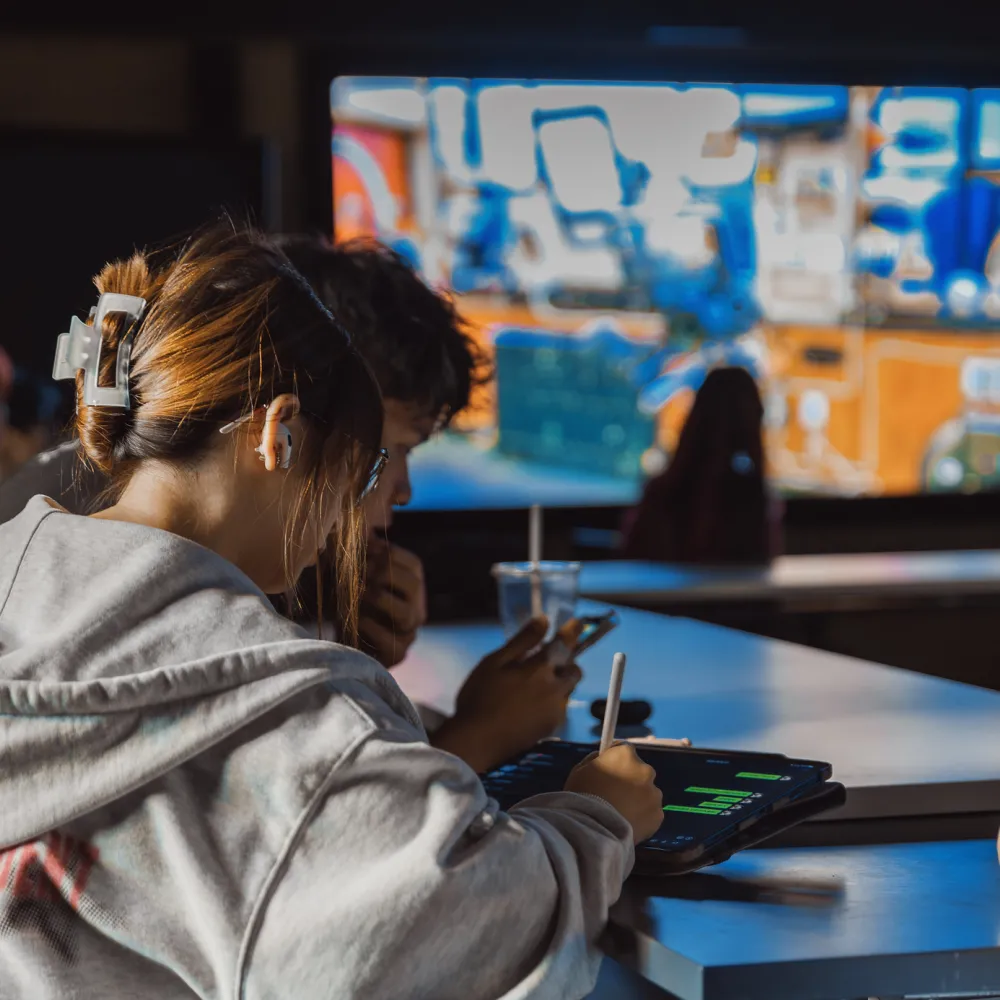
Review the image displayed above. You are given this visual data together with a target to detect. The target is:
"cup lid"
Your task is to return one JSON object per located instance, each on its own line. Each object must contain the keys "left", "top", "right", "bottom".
{"left": 490, "top": 560, "right": 582, "bottom": 578}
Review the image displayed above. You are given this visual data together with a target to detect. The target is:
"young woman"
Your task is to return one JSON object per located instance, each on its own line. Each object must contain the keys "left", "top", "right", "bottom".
{"left": 622, "top": 366, "right": 781, "bottom": 565}
{"left": 0, "top": 234, "right": 590, "bottom": 777}
{"left": 0, "top": 225, "right": 662, "bottom": 999}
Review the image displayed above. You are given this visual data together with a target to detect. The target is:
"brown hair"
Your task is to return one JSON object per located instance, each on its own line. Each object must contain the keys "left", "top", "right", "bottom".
{"left": 622, "top": 367, "right": 772, "bottom": 566}
{"left": 74, "top": 223, "right": 383, "bottom": 641}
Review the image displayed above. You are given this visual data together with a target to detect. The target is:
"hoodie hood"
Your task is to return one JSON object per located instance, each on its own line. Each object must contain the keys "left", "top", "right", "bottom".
{"left": 0, "top": 496, "right": 421, "bottom": 848}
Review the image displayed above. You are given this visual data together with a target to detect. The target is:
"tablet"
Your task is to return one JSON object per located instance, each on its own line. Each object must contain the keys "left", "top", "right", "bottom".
{"left": 481, "top": 741, "right": 846, "bottom": 874}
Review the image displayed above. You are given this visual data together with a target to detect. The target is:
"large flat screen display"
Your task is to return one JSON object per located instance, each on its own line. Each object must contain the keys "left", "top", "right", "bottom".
{"left": 332, "top": 78, "right": 1000, "bottom": 508}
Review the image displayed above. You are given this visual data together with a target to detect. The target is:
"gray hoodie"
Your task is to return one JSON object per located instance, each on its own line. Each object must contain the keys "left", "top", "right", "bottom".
{"left": 0, "top": 497, "right": 633, "bottom": 999}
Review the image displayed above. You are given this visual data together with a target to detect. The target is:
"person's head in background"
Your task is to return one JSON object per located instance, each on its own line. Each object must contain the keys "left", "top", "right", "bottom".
{"left": 0, "top": 361, "right": 71, "bottom": 480}
{"left": 275, "top": 235, "right": 486, "bottom": 533}
{"left": 75, "top": 224, "right": 384, "bottom": 640}
{"left": 622, "top": 365, "right": 772, "bottom": 565}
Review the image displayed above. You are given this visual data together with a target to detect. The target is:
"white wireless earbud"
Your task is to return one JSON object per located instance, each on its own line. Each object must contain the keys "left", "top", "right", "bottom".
{"left": 218, "top": 399, "right": 297, "bottom": 471}
{"left": 255, "top": 423, "right": 293, "bottom": 470}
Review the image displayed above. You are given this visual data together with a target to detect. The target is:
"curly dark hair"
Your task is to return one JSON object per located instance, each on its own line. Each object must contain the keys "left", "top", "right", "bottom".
{"left": 274, "top": 235, "right": 489, "bottom": 423}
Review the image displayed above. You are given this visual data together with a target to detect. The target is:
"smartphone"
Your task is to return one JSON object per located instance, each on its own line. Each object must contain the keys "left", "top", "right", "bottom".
{"left": 545, "top": 609, "right": 619, "bottom": 660}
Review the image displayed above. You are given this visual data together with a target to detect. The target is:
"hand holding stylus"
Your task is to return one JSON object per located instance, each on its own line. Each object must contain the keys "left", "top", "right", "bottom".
{"left": 564, "top": 649, "right": 664, "bottom": 844}
{"left": 565, "top": 744, "right": 664, "bottom": 844}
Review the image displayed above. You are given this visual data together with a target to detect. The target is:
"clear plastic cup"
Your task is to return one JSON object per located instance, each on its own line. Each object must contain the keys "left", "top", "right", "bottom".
{"left": 491, "top": 561, "right": 581, "bottom": 640}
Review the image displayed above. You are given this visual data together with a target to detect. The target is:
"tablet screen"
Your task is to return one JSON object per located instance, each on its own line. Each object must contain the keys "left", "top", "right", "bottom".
{"left": 482, "top": 742, "right": 828, "bottom": 851}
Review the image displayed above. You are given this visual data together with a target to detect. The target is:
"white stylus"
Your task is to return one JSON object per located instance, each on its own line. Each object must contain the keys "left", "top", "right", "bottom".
{"left": 599, "top": 652, "right": 627, "bottom": 754}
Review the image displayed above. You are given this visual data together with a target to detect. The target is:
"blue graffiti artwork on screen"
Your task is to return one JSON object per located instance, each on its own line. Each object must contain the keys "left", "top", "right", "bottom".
{"left": 856, "top": 88, "right": 1000, "bottom": 322}
{"left": 332, "top": 78, "right": 1000, "bottom": 507}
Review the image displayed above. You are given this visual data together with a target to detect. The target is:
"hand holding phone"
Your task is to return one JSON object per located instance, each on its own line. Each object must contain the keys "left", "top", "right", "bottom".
{"left": 545, "top": 610, "right": 619, "bottom": 665}
{"left": 432, "top": 616, "right": 584, "bottom": 773}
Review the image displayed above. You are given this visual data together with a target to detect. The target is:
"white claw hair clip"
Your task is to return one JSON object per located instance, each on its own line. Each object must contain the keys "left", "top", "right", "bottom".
{"left": 52, "top": 292, "right": 147, "bottom": 409}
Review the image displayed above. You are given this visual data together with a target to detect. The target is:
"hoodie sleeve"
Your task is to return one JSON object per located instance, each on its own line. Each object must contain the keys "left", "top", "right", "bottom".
{"left": 240, "top": 724, "right": 634, "bottom": 1000}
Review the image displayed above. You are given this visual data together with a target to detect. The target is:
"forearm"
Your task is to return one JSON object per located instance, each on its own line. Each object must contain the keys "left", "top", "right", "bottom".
{"left": 430, "top": 715, "right": 510, "bottom": 774}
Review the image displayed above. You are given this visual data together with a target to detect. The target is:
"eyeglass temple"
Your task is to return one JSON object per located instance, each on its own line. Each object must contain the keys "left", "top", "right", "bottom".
{"left": 219, "top": 411, "right": 257, "bottom": 435}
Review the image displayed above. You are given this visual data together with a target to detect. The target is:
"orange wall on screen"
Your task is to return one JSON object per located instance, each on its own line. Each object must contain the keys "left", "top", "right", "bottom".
{"left": 332, "top": 124, "right": 415, "bottom": 240}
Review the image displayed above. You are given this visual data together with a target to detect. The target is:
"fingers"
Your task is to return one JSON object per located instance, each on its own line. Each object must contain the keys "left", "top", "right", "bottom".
{"left": 601, "top": 743, "right": 655, "bottom": 778}
{"left": 553, "top": 660, "right": 582, "bottom": 696}
{"left": 366, "top": 543, "right": 427, "bottom": 622}
{"left": 555, "top": 617, "right": 585, "bottom": 648}
{"left": 521, "top": 640, "right": 575, "bottom": 674}
{"left": 366, "top": 533, "right": 397, "bottom": 564}
{"left": 521, "top": 658, "right": 581, "bottom": 724}
{"left": 519, "top": 615, "right": 589, "bottom": 671}
{"left": 533, "top": 618, "right": 586, "bottom": 668}
{"left": 369, "top": 553, "right": 424, "bottom": 596}
{"left": 383, "top": 543, "right": 424, "bottom": 577}
{"left": 358, "top": 613, "right": 417, "bottom": 668}
{"left": 600, "top": 741, "right": 635, "bottom": 762}
{"left": 362, "top": 585, "right": 424, "bottom": 634}
{"left": 367, "top": 549, "right": 424, "bottom": 594}
{"left": 366, "top": 539, "right": 423, "bottom": 579}
{"left": 542, "top": 638, "right": 573, "bottom": 668}
{"left": 484, "top": 616, "right": 549, "bottom": 667}
{"left": 366, "top": 532, "right": 390, "bottom": 557}
{"left": 514, "top": 632, "right": 583, "bottom": 699}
